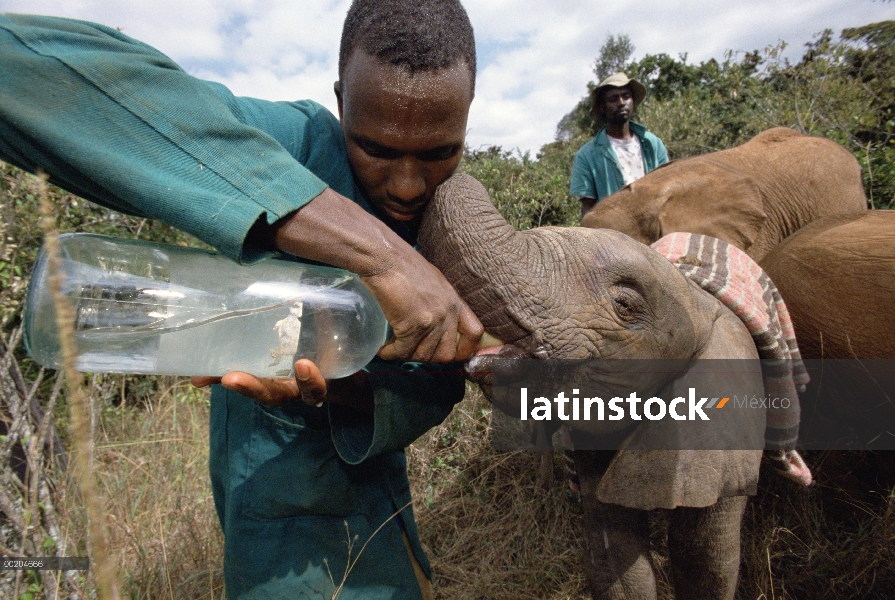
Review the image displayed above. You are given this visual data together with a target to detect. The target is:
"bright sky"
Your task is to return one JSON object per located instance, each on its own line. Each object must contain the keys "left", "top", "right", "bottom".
{"left": 3, "top": 0, "right": 893, "bottom": 155}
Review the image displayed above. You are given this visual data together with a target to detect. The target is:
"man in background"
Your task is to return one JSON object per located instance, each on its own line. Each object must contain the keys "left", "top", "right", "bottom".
{"left": 570, "top": 72, "right": 669, "bottom": 217}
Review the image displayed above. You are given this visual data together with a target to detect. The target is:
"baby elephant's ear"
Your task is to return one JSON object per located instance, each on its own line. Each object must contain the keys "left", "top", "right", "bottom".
{"left": 657, "top": 165, "right": 767, "bottom": 252}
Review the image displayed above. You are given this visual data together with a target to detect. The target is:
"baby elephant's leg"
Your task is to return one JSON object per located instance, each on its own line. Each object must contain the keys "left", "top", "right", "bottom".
{"left": 667, "top": 495, "right": 748, "bottom": 600}
{"left": 575, "top": 450, "right": 657, "bottom": 600}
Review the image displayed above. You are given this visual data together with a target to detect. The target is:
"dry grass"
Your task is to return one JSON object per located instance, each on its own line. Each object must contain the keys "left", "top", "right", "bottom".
{"left": 1, "top": 163, "right": 225, "bottom": 599}
{"left": 1, "top": 332, "right": 225, "bottom": 600}
{"left": 38, "top": 174, "right": 122, "bottom": 599}
{"left": 408, "top": 385, "right": 589, "bottom": 599}
{"left": 39, "top": 377, "right": 225, "bottom": 600}
{"left": 85, "top": 379, "right": 225, "bottom": 599}
{"left": 740, "top": 453, "right": 895, "bottom": 599}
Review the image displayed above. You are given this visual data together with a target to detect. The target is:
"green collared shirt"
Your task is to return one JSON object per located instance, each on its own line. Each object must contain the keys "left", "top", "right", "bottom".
{"left": 569, "top": 121, "right": 669, "bottom": 201}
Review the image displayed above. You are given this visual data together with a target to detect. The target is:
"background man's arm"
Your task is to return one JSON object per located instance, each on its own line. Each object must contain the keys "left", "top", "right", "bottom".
{"left": 578, "top": 196, "right": 598, "bottom": 217}
{"left": 655, "top": 136, "right": 670, "bottom": 166}
{"left": 570, "top": 146, "right": 600, "bottom": 217}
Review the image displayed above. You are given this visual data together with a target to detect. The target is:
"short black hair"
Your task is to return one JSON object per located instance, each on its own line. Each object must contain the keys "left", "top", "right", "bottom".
{"left": 338, "top": 0, "right": 476, "bottom": 89}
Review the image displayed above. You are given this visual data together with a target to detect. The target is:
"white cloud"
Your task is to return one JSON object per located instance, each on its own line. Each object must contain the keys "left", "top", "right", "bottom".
{"left": 463, "top": 0, "right": 894, "bottom": 154}
{"left": 4, "top": 0, "right": 893, "bottom": 154}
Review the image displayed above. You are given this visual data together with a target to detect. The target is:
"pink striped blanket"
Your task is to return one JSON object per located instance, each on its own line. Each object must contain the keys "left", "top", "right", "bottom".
{"left": 651, "top": 232, "right": 809, "bottom": 452}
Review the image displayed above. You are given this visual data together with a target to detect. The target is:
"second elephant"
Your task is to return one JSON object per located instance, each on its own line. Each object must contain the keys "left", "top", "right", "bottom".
{"left": 760, "top": 211, "right": 895, "bottom": 360}
{"left": 581, "top": 127, "right": 867, "bottom": 262}
{"left": 760, "top": 210, "right": 895, "bottom": 448}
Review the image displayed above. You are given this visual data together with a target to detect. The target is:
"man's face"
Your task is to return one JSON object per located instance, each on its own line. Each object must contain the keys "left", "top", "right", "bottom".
{"left": 600, "top": 86, "right": 635, "bottom": 126}
{"left": 336, "top": 52, "right": 473, "bottom": 223}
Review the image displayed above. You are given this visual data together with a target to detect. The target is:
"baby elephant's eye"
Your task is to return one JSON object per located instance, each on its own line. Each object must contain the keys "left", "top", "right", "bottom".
{"left": 610, "top": 285, "right": 644, "bottom": 323}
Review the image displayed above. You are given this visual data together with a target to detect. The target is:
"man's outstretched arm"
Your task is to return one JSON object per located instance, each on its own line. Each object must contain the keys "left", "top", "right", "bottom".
{"left": 0, "top": 14, "right": 481, "bottom": 362}
{"left": 270, "top": 189, "right": 482, "bottom": 363}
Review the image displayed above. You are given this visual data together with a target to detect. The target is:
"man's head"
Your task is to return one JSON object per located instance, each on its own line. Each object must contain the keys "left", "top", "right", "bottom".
{"left": 590, "top": 72, "right": 647, "bottom": 128}
{"left": 335, "top": 0, "right": 476, "bottom": 224}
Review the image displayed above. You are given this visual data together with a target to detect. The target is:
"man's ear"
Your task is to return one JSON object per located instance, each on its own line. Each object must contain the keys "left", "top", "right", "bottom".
{"left": 333, "top": 80, "right": 343, "bottom": 120}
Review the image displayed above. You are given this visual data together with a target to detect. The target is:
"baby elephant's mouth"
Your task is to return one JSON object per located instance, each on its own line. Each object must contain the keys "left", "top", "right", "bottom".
{"left": 465, "top": 343, "right": 530, "bottom": 403}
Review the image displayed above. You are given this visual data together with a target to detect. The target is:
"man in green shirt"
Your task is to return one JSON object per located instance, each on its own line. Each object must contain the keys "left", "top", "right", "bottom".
{"left": 570, "top": 72, "right": 669, "bottom": 217}
{"left": 0, "top": 1, "right": 482, "bottom": 598}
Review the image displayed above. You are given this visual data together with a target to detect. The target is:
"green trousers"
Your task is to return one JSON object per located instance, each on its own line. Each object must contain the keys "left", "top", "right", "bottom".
{"left": 209, "top": 386, "right": 430, "bottom": 599}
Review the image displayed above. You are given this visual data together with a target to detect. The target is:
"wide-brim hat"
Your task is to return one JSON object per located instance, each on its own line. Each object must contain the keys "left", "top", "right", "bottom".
{"left": 590, "top": 72, "right": 647, "bottom": 125}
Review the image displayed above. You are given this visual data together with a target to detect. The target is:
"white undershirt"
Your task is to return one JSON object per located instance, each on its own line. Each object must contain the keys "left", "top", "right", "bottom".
{"left": 608, "top": 135, "right": 645, "bottom": 185}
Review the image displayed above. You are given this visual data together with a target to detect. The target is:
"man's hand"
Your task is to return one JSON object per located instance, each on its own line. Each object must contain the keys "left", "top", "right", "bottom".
{"left": 192, "top": 359, "right": 374, "bottom": 413}
{"left": 360, "top": 240, "right": 482, "bottom": 363}
{"left": 269, "top": 188, "right": 483, "bottom": 363}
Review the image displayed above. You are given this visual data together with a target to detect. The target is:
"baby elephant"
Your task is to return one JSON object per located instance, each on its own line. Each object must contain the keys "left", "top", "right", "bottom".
{"left": 760, "top": 211, "right": 895, "bottom": 361}
{"left": 418, "top": 173, "right": 789, "bottom": 599}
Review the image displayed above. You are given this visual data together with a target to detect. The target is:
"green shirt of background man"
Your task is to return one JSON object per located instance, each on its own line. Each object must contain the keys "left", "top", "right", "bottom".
{"left": 570, "top": 72, "right": 669, "bottom": 216}
{"left": 0, "top": 2, "right": 482, "bottom": 598}
{"left": 570, "top": 122, "right": 669, "bottom": 202}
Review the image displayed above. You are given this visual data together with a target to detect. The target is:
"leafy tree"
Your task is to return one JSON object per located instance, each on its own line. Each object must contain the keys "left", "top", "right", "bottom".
{"left": 593, "top": 34, "right": 635, "bottom": 82}
{"left": 839, "top": 21, "right": 895, "bottom": 205}
{"left": 460, "top": 142, "right": 582, "bottom": 230}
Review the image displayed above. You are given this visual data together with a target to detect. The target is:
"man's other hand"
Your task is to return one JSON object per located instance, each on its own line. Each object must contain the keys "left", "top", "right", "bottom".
{"left": 191, "top": 359, "right": 374, "bottom": 413}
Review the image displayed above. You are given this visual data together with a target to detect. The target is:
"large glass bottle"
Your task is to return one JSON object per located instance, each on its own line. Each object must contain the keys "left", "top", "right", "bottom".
{"left": 24, "top": 233, "right": 389, "bottom": 379}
